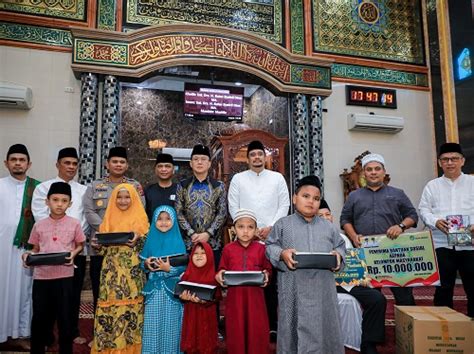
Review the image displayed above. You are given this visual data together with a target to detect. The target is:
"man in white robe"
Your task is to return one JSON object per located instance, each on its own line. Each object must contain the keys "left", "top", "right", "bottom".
{"left": 228, "top": 140, "right": 290, "bottom": 337}
{"left": 228, "top": 140, "right": 290, "bottom": 239}
{"left": 0, "top": 144, "right": 40, "bottom": 349}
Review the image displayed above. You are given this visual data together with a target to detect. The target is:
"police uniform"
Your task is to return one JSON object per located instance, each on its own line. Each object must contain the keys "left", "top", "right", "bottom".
{"left": 83, "top": 176, "right": 145, "bottom": 309}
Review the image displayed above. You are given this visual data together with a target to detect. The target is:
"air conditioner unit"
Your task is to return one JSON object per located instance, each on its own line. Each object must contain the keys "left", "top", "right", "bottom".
{"left": 0, "top": 82, "right": 33, "bottom": 110}
{"left": 162, "top": 147, "right": 193, "bottom": 161}
{"left": 347, "top": 113, "right": 404, "bottom": 133}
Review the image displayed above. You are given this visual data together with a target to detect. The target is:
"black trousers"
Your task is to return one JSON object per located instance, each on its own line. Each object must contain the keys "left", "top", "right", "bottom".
{"left": 434, "top": 247, "right": 474, "bottom": 317}
{"left": 89, "top": 255, "right": 104, "bottom": 311}
{"left": 71, "top": 255, "right": 86, "bottom": 338}
{"left": 337, "top": 286, "right": 386, "bottom": 344}
{"left": 31, "top": 278, "right": 73, "bottom": 354}
{"left": 264, "top": 266, "right": 278, "bottom": 332}
{"left": 389, "top": 286, "right": 415, "bottom": 306}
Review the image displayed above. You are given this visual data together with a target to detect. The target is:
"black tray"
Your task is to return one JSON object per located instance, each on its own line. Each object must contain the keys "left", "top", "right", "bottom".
{"left": 26, "top": 252, "right": 71, "bottom": 266}
{"left": 150, "top": 254, "right": 189, "bottom": 269}
{"left": 223, "top": 271, "right": 265, "bottom": 286}
{"left": 96, "top": 232, "right": 134, "bottom": 245}
{"left": 174, "top": 281, "right": 217, "bottom": 301}
{"left": 293, "top": 252, "right": 337, "bottom": 269}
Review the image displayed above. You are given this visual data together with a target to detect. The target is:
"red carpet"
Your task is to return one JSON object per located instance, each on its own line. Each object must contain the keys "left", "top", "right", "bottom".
{"left": 0, "top": 286, "right": 467, "bottom": 353}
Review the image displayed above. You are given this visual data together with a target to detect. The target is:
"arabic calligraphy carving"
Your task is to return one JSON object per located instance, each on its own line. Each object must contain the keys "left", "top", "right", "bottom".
{"left": 291, "top": 66, "right": 330, "bottom": 88}
{"left": 128, "top": 35, "right": 291, "bottom": 81}
{"left": 73, "top": 34, "right": 331, "bottom": 89}
{"left": 125, "top": 0, "right": 283, "bottom": 44}
{"left": 331, "top": 63, "right": 428, "bottom": 87}
{"left": 0, "top": 21, "right": 72, "bottom": 47}
{"left": 76, "top": 41, "right": 128, "bottom": 65}
{"left": 0, "top": 0, "right": 85, "bottom": 20}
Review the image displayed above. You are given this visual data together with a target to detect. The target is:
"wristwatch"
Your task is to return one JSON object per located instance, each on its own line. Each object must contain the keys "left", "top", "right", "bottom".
{"left": 398, "top": 223, "right": 406, "bottom": 231}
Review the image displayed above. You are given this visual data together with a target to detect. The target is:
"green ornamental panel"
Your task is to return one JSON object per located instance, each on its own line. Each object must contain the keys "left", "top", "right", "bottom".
{"left": 124, "top": 0, "right": 283, "bottom": 44}
{"left": 98, "top": 0, "right": 117, "bottom": 31}
{"left": 290, "top": 0, "right": 304, "bottom": 54}
{"left": 75, "top": 39, "right": 128, "bottom": 65}
{"left": 291, "top": 65, "right": 331, "bottom": 88}
{"left": 0, "top": 21, "right": 72, "bottom": 47}
{"left": 0, "top": 0, "right": 86, "bottom": 21}
{"left": 313, "top": 0, "right": 425, "bottom": 64}
{"left": 332, "top": 63, "right": 428, "bottom": 87}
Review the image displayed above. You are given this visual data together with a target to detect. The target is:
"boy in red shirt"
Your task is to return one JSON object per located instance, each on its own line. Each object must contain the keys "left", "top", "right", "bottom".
{"left": 216, "top": 208, "right": 272, "bottom": 354}
{"left": 22, "top": 182, "right": 85, "bottom": 354}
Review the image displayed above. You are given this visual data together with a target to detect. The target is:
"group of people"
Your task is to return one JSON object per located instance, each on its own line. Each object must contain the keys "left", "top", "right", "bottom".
{"left": 0, "top": 138, "right": 473, "bottom": 354}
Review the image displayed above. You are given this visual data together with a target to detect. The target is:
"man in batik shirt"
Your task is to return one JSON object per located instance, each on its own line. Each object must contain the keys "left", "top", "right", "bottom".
{"left": 175, "top": 144, "right": 227, "bottom": 263}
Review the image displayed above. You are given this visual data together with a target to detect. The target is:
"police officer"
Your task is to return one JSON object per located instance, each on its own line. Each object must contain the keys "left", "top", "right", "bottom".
{"left": 83, "top": 146, "right": 145, "bottom": 309}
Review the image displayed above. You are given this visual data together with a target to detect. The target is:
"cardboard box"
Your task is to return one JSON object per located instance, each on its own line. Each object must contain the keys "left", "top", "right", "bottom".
{"left": 395, "top": 306, "right": 473, "bottom": 354}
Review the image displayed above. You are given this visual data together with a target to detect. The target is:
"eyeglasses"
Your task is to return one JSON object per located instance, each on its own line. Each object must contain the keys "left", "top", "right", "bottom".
{"left": 439, "top": 156, "right": 462, "bottom": 163}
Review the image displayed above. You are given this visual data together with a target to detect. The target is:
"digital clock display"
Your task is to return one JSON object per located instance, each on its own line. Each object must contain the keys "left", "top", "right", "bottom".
{"left": 346, "top": 85, "right": 397, "bottom": 109}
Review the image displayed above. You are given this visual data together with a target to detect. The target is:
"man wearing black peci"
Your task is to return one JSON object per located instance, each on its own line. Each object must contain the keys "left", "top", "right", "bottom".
{"left": 144, "top": 153, "right": 177, "bottom": 221}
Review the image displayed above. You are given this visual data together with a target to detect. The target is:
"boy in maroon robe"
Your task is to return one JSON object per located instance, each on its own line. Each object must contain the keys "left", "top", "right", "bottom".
{"left": 216, "top": 209, "right": 272, "bottom": 354}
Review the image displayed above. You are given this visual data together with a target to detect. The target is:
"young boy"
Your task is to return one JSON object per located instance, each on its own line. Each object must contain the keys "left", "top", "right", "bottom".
{"left": 265, "top": 176, "right": 346, "bottom": 354}
{"left": 216, "top": 209, "right": 272, "bottom": 354}
{"left": 22, "top": 182, "right": 85, "bottom": 354}
{"left": 318, "top": 199, "right": 386, "bottom": 354}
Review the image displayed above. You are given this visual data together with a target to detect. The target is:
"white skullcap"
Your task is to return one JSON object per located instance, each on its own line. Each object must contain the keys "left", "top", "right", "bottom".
{"left": 361, "top": 153, "right": 385, "bottom": 168}
{"left": 233, "top": 209, "right": 257, "bottom": 224}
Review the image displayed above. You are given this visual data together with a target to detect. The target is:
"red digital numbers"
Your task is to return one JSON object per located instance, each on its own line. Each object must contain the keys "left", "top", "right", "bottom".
{"left": 346, "top": 86, "right": 396, "bottom": 108}
{"left": 366, "top": 92, "right": 378, "bottom": 102}
{"left": 351, "top": 90, "right": 379, "bottom": 103}
{"left": 351, "top": 90, "right": 364, "bottom": 101}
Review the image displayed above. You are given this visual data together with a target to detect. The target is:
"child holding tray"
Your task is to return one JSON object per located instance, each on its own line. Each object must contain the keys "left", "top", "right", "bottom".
{"left": 90, "top": 183, "right": 149, "bottom": 354}
{"left": 140, "top": 205, "right": 187, "bottom": 353}
{"left": 180, "top": 242, "right": 219, "bottom": 354}
{"left": 215, "top": 208, "right": 272, "bottom": 354}
{"left": 265, "top": 175, "right": 346, "bottom": 354}
{"left": 22, "top": 182, "right": 85, "bottom": 354}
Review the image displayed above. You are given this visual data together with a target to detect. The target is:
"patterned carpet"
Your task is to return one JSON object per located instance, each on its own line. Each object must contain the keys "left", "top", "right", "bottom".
{"left": 0, "top": 286, "right": 468, "bottom": 353}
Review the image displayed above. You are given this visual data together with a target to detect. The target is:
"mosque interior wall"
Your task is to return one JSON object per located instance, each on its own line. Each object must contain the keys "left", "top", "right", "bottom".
{"left": 0, "top": 44, "right": 437, "bottom": 223}
{"left": 322, "top": 83, "right": 436, "bottom": 224}
{"left": 120, "top": 86, "right": 290, "bottom": 187}
{"left": 0, "top": 46, "right": 81, "bottom": 181}
{"left": 0, "top": 0, "right": 442, "bottom": 212}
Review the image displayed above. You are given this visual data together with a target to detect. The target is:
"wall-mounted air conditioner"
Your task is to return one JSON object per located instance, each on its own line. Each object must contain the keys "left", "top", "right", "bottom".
{"left": 347, "top": 113, "right": 404, "bottom": 133}
{"left": 0, "top": 82, "right": 33, "bottom": 110}
{"left": 162, "top": 147, "right": 193, "bottom": 161}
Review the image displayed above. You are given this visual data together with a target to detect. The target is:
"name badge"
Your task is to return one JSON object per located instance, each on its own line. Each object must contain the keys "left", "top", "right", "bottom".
{"left": 170, "top": 194, "right": 176, "bottom": 201}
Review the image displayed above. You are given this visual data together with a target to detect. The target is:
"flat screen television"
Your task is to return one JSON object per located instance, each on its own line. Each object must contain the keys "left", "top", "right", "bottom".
{"left": 184, "top": 83, "right": 244, "bottom": 121}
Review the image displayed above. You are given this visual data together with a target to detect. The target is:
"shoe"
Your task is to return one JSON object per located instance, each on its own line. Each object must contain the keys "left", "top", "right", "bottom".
{"left": 45, "top": 334, "right": 55, "bottom": 347}
{"left": 73, "top": 336, "right": 87, "bottom": 345}
{"left": 361, "top": 341, "right": 378, "bottom": 354}
{"left": 269, "top": 330, "right": 277, "bottom": 343}
{"left": 11, "top": 338, "right": 31, "bottom": 351}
